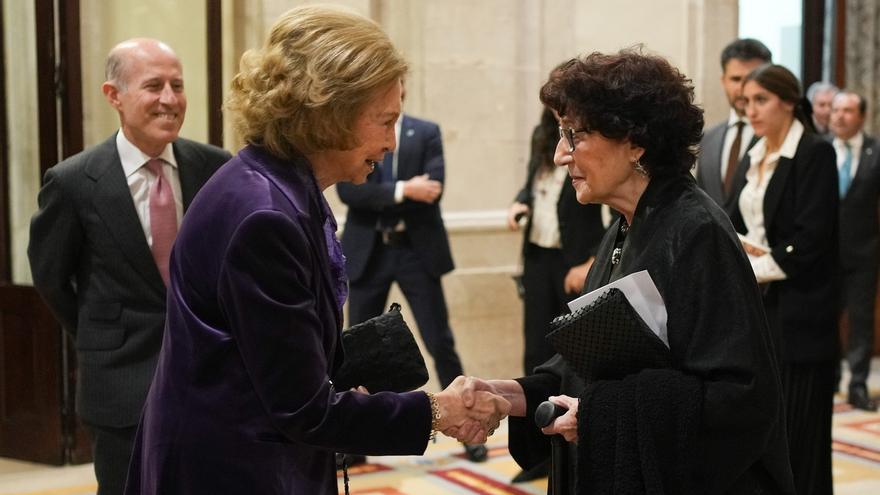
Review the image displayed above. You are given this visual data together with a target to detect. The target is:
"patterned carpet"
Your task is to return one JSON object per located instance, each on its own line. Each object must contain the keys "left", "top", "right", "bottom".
{"left": 336, "top": 398, "right": 880, "bottom": 495}
{"left": 336, "top": 421, "right": 544, "bottom": 495}
{"left": 0, "top": 397, "right": 879, "bottom": 495}
{"left": 830, "top": 399, "right": 880, "bottom": 494}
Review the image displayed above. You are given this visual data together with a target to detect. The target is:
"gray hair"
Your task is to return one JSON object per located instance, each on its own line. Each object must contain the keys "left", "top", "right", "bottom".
{"left": 104, "top": 51, "right": 130, "bottom": 92}
{"left": 806, "top": 81, "right": 839, "bottom": 102}
{"left": 104, "top": 39, "right": 177, "bottom": 93}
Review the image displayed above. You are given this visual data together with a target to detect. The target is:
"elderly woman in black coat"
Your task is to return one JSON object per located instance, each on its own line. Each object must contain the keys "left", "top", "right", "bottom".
{"left": 462, "top": 49, "right": 795, "bottom": 494}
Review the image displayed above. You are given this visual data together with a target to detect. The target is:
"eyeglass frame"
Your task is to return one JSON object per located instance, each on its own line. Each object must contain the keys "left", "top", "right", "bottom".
{"left": 558, "top": 126, "right": 590, "bottom": 153}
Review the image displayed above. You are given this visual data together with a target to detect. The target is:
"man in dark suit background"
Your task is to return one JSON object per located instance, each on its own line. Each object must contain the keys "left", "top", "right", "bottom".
{"left": 696, "top": 38, "right": 771, "bottom": 216}
{"left": 830, "top": 91, "right": 880, "bottom": 411}
{"left": 338, "top": 111, "right": 487, "bottom": 462}
{"left": 28, "top": 38, "right": 229, "bottom": 494}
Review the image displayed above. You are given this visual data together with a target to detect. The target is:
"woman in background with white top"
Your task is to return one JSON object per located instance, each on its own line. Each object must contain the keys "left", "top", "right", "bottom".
{"left": 731, "top": 63, "right": 838, "bottom": 495}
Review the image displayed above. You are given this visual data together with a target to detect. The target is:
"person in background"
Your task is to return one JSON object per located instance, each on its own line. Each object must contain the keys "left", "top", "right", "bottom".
{"left": 696, "top": 38, "right": 771, "bottom": 217}
{"left": 505, "top": 106, "right": 606, "bottom": 483}
{"left": 807, "top": 81, "right": 839, "bottom": 136}
{"left": 28, "top": 38, "right": 230, "bottom": 495}
{"left": 734, "top": 64, "right": 838, "bottom": 495}
{"left": 122, "top": 7, "right": 509, "bottom": 494}
{"left": 337, "top": 90, "right": 488, "bottom": 463}
{"left": 507, "top": 106, "right": 605, "bottom": 377}
{"left": 830, "top": 90, "right": 880, "bottom": 411}
{"left": 464, "top": 49, "right": 794, "bottom": 494}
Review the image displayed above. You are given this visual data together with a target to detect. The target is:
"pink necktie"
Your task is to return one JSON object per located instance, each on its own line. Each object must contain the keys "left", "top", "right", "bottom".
{"left": 145, "top": 159, "right": 178, "bottom": 287}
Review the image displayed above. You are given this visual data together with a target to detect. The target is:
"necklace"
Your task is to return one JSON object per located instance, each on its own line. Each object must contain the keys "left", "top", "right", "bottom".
{"left": 611, "top": 219, "right": 629, "bottom": 266}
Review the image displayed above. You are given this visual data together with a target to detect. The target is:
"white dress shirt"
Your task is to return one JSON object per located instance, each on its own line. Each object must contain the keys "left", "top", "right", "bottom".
{"left": 739, "top": 119, "right": 804, "bottom": 283}
{"left": 391, "top": 118, "right": 406, "bottom": 203}
{"left": 116, "top": 130, "right": 183, "bottom": 247}
{"left": 528, "top": 166, "right": 568, "bottom": 248}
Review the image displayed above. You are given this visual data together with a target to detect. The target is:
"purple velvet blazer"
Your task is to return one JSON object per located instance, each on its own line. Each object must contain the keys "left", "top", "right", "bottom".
{"left": 125, "top": 146, "right": 431, "bottom": 495}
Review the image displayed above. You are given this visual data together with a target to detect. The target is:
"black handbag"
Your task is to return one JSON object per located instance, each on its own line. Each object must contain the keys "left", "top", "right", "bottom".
{"left": 333, "top": 303, "right": 429, "bottom": 393}
{"left": 547, "top": 288, "right": 671, "bottom": 381}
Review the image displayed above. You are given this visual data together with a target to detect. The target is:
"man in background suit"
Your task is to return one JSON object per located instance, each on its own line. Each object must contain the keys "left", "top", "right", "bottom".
{"left": 28, "top": 38, "right": 229, "bottom": 494}
{"left": 830, "top": 91, "right": 879, "bottom": 411}
{"left": 808, "top": 81, "right": 839, "bottom": 136}
{"left": 338, "top": 110, "right": 487, "bottom": 462}
{"left": 696, "top": 38, "right": 771, "bottom": 216}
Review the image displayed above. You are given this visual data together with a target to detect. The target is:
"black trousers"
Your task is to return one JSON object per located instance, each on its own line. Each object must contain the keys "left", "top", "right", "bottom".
{"left": 86, "top": 423, "right": 137, "bottom": 495}
{"left": 781, "top": 360, "right": 835, "bottom": 495}
{"left": 841, "top": 268, "right": 878, "bottom": 390}
{"left": 348, "top": 240, "right": 463, "bottom": 388}
{"left": 521, "top": 244, "right": 569, "bottom": 375}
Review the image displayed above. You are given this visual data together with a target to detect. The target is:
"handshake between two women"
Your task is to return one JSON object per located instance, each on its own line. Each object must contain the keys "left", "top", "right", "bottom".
{"left": 429, "top": 376, "right": 513, "bottom": 444}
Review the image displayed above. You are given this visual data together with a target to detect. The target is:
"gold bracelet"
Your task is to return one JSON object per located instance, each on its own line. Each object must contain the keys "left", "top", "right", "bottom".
{"left": 426, "top": 392, "right": 441, "bottom": 441}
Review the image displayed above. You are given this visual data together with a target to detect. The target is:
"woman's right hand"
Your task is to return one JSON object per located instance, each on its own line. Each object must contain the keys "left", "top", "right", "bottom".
{"left": 741, "top": 241, "right": 768, "bottom": 257}
{"left": 540, "top": 395, "right": 579, "bottom": 444}
{"left": 507, "top": 203, "right": 530, "bottom": 231}
{"left": 434, "top": 377, "right": 511, "bottom": 443}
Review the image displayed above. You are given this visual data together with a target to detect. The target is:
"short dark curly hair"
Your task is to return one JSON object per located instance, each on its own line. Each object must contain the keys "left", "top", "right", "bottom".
{"left": 539, "top": 48, "right": 704, "bottom": 177}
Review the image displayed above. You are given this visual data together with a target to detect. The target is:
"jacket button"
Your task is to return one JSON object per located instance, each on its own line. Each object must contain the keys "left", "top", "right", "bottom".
{"left": 785, "top": 245, "right": 794, "bottom": 253}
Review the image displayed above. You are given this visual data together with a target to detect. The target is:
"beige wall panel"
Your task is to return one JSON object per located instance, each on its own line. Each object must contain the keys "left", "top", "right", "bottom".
{"left": 231, "top": 0, "right": 740, "bottom": 386}
{"left": 699, "top": 0, "right": 740, "bottom": 126}
{"left": 4, "top": 0, "right": 40, "bottom": 284}
{"left": 80, "top": 0, "right": 208, "bottom": 148}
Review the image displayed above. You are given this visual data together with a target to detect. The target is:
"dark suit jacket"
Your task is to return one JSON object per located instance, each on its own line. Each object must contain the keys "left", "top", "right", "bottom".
{"left": 28, "top": 133, "right": 229, "bottom": 427}
{"left": 731, "top": 132, "right": 840, "bottom": 363}
{"left": 696, "top": 121, "right": 750, "bottom": 217}
{"left": 839, "top": 135, "right": 880, "bottom": 272}
{"left": 125, "top": 146, "right": 430, "bottom": 495}
{"left": 337, "top": 114, "right": 454, "bottom": 282}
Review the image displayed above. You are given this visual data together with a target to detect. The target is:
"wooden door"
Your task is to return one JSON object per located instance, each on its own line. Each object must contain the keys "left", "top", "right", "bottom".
{"left": 0, "top": 285, "right": 65, "bottom": 464}
{"left": 0, "top": 0, "right": 91, "bottom": 465}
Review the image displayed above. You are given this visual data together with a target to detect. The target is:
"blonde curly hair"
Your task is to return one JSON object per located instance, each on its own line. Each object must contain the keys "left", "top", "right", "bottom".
{"left": 225, "top": 6, "right": 408, "bottom": 159}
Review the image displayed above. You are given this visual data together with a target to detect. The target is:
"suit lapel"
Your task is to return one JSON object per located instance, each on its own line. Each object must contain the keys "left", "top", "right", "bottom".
{"left": 85, "top": 135, "right": 166, "bottom": 295}
{"left": 397, "top": 116, "right": 417, "bottom": 179}
{"left": 703, "top": 125, "right": 725, "bottom": 194}
{"left": 849, "top": 136, "right": 877, "bottom": 194}
{"left": 174, "top": 139, "right": 208, "bottom": 210}
{"left": 762, "top": 155, "right": 793, "bottom": 235}
{"left": 260, "top": 156, "right": 343, "bottom": 330}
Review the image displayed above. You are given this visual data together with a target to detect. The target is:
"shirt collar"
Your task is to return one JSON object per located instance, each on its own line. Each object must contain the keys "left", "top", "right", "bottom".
{"left": 748, "top": 119, "right": 804, "bottom": 162}
{"left": 833, "top": 132, "right": 863, "bottom": 150}
{"left": 116, "top": 129, "right": 178, "bottom": 178}
{"left": 727, "top": 108, "right": 749, "bottom": 127}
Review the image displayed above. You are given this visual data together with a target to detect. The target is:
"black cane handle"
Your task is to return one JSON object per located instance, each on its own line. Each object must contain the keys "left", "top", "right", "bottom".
{"left": 535, "top": 400, "right": 568, "bottom": 428}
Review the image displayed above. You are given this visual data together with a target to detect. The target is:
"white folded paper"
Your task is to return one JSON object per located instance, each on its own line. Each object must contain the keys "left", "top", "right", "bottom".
{"left": 567, "top": 270, "right": 668, "bottom": 347}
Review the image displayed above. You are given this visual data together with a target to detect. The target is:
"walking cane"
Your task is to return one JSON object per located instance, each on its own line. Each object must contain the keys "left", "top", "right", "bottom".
{"left": 536, "top": 401, "right": 568, "bottom": 495}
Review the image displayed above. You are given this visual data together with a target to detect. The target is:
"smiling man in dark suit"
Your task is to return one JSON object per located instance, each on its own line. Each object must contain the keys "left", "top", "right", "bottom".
{"left": 830, "top": 91, "right": 880, "bottom": 411}
{"left": 27, "top": 38, "right": 229, "bottom": 494}
{"left": 337, "top": 109, "right": 487, "bottom": 462}
{"left": 696, "top": 38, "right": 771, "bottom": 216}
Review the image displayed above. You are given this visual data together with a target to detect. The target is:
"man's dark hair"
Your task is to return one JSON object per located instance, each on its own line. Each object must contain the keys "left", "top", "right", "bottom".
{"left": 835, "top": 91, "right": 869, "bottom": 116}
{"left": 720, "top": 38, "right": 772, "bottom": 71}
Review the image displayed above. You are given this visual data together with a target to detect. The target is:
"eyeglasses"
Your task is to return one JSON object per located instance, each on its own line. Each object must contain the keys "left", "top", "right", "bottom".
{"left": 558, "top": 126, "right": 590, "bottom": 153}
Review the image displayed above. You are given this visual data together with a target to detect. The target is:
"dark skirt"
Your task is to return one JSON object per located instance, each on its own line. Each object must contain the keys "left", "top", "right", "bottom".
{"left": 781, "top": 360, "right": 835, "bottom": 495}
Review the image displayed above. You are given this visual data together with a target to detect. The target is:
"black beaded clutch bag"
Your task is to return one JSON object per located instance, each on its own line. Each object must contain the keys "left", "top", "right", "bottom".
{"left": 547, "top": 288, "right": 671, "bottom": 381}
{"left": 333, "top": 303, "right": 429, "bottom": 393}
